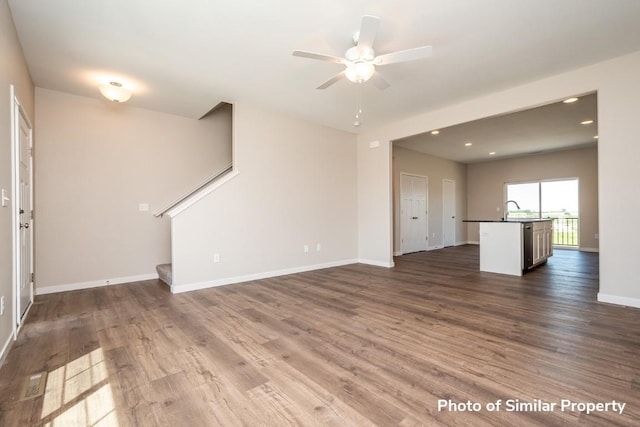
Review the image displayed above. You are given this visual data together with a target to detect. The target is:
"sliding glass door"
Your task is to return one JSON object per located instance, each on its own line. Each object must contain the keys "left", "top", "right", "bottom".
{"left": 505, "top": 179, "right": 579, "bottom": 247}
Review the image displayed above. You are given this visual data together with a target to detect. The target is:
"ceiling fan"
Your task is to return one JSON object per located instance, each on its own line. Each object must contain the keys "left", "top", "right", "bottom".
{"left": 293, "top": 15, "right": 433, "bottom": 90}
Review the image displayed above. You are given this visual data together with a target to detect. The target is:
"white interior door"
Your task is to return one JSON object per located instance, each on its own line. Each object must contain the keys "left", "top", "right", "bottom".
{"left": 16, "top": 100, "right": 34, "bottom": 324}
{"left": 400, "top": 174, "right": 428, "bottom": 254}
{"left": 443, "top": 179, "right": 456, "bottom": 247}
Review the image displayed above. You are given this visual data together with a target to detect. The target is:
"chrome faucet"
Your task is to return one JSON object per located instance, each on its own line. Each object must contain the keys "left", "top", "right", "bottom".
{"left": 504, "top": 200, "right": 520, "bottom": 221}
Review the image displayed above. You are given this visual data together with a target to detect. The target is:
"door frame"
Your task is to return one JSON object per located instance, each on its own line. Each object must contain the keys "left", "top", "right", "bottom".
{"left": 442, "top": 179, "right": 456, "bottom": 247}
{"left": 399, "top": 172, "right": 428, "bottom": 254}
{"left": 11, "top": 85, "right": 34, "bottom": 337}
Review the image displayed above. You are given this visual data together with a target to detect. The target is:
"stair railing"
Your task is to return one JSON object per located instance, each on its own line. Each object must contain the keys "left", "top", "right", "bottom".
{"left": 153, "top": 162, "right": 233, "bottom": 218}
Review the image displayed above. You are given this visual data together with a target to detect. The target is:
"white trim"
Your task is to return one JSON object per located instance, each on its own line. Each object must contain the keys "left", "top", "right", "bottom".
{"left": 579, "top": 247, "right": 599, "bottom": 253}
{"left": 597, "top": 293, "right": 640, "bottom": 309}
{"left": 15, "top": 300, "right": 33, "bottom": 337}
{"left": 10, "top": 85, "right": 18, "bottom": 342}
{"left": 165, "top": 170, "right": 240, "bottom": 218}
{"left": 393, "top": 251, "right": 402, "bottom": 256}
{"left": 466, "top": 241, "right": 480, "bottom": 245}
{"left": 35, "top": 273, "right": 159, "bottom": 295}
{"left": 358, "top": 259, "right": 395, "bottom": 268}
{"left": 0, "top": 332, "right": 14, "bottom": 365}
{"left": 171, "top": 259, "right": 360, "bottom": 294}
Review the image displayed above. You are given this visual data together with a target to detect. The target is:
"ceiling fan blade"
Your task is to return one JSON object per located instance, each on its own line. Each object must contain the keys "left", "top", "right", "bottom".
{"left": 316, "top": 71, "right": 346, "bottom": 89}
{"left": 371, "top": 73, "right": 390, "bottom": 90}
{"left": 357, "top": 15, "right": 380, "bottom": 50}
{"left": 375, "top": 46, "right": 433, "bottom": 65}
{"left": 292, "top": 50, "right": 345, "bottom": 64}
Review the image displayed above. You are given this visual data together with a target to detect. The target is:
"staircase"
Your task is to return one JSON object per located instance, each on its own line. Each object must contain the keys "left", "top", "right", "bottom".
{"left": 156, "top": 263, "right": 172, "bottom": 286}
{"left": 153, "top": 162, "right": 238, "bottom": 290}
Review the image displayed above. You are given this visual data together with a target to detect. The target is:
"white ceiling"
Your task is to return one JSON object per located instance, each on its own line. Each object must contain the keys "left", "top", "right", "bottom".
{"left": 394, "top": 93, "right": 598, "bottom": 163}
{"left": 7, "top": 1, "right": 640, "bottom": 133}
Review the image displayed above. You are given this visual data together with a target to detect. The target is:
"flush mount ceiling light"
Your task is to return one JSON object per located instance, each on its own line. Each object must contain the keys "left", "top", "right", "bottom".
{"left": 431, "top": 130, "right": 440, "bottom": 135}
{"left": 581, "top": 119, "right": 594, "bottom": 125}
{"left": 563, "top": 97, "right": 579, "bottom": 103}
{"left": 465, "top": 142, "right": 473, "bottom": 147}
{"left": 99, "top": 81, "right": 132, "bottom": 103}
{"left": 594, "top": 135, "right": 599, "bottom": 139}
{"left": 489, "top": 151, "right": 496, "bottom": 156}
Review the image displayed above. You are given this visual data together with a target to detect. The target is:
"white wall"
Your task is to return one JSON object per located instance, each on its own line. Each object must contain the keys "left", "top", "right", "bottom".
{"left": 392, "top": 146, "right": 468, "bottom": 252}
{"left": 171, "top": 103, "right": 358, "bottom": 291}
{"left": 34, "top": 89, "right": 231, "bottom": 293}
{"left": 0, "top": 0, "right": 34, "bottom": 359}
{"left": 357, "top": 49, "right": 640, "bottom": 307}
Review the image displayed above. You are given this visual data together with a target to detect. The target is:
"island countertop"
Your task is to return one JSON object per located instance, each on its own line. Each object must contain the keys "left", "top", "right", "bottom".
{"left": 463, "top": 219, "right": 552, "bottom": 223}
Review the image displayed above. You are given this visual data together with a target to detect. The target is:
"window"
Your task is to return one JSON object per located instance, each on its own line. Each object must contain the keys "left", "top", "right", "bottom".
{"left": 505, "top": 179, "right": 579, "bottom": 246}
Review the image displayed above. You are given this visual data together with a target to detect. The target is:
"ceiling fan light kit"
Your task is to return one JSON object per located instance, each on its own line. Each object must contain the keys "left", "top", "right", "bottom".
{"left": 293, "top": 15, "right": 433, "bottom": 126}
{"left": 345, "top": 62, "right": 375, "bottom": 83}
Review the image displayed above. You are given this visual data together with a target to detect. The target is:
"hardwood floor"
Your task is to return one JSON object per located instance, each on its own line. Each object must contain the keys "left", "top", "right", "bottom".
{"left": 1, "top": 246, "right": 638, "bottom": 426}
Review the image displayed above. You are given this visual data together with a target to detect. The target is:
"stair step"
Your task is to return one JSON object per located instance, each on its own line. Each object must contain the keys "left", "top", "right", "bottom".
{"left": 156, "top": 263, "right": 172, "bottom": 286}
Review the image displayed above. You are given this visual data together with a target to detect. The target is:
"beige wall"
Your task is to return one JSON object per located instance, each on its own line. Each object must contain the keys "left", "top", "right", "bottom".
{"left": 171, "top": 103, "right": 358, "bottom": 290}
{"left": 0, "top": 0, "right": 34, "bottom": 357}
{"left": 34, "top": 89, "right": 231, "bottom": 292}
{"left": 392, "top": 146, "right": 468, "bottom": 253}
{"left": 357, "top": 49, "right": 640, "bottom": 306}
{"left": 467, "top": 147, "right": 598, "bottom": 250}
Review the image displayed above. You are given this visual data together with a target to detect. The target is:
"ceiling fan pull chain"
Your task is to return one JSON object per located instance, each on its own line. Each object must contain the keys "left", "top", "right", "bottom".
{"left": 354, "top": 82, "right": 363, "bottom": 127}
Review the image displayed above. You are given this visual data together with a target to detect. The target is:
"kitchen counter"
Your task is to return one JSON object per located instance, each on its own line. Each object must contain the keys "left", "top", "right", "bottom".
{"left": 463, "top": 219, "right": 552, "bottom": 223}
{"left": 468, "top": 219, "right": 553, "bottom": 276}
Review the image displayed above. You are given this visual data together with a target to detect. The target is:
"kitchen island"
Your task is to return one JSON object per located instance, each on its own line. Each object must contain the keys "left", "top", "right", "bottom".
{"left": 464, "top": 219, "right": 553, "bottom": 276}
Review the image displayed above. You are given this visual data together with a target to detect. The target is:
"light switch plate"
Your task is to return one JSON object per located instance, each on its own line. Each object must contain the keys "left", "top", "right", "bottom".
{"left": 139, "top": 203, "right": 149, "bottom": 212}
{"left": 1, "top": 189, "right": 9, "bottom": 207}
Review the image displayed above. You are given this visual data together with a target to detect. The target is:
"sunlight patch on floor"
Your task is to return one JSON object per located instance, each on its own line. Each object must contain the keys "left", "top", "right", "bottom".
{"left": 41, "top": 347, "right": 119, "bottom": 426}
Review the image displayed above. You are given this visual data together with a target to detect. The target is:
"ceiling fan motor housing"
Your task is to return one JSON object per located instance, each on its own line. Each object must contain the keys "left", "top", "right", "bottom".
{"left": 346, "top": 46, "right": 375, "bottom": 62}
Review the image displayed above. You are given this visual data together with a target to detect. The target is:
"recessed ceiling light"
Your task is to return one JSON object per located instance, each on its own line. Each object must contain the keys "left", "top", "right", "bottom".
{"left": 431, "top": 130, "right": 440, "bottom": 135}
{"left": 465, "top": 142, "right": 473, "bottom": 147}
{"left": 489, "top": 152, "right": 496, "bottom": 156}
{"left": 563, "top": 97, "right": 579, "bottom": 103}
{"left": 594, "top": 135, "right": 599, "bottom": 139}
{"left": 581, "top": 120, "right": 594, "bottom": 125}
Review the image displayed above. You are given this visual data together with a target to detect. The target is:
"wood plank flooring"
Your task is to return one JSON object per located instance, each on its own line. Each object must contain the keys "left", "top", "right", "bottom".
{"left": 1, "top": 246, "right": 639, "bottom": 426}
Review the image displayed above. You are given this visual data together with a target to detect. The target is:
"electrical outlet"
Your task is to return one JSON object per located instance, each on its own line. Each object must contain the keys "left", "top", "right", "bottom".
{"left": 594, "top": 233, "right": 599, "bottom": 239}
{"left": 303, "top": 245, "right": 309, "bottom": 253}
{"left": 0, "top": 296, "right": 5, "bottom": 316}
{"left": 213, "top": 253, "right": 220, "bottom": 263}
{"left": 316, "top": 243, "right": 321, "bottom": 251}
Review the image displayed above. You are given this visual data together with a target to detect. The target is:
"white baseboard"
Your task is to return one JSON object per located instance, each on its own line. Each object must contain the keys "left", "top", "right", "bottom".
{"left": 171, "top": 259, "right": 360, "bottom": 294}
{"left": 358, "top": 259, "right": 395, "bottom": 268}
{"left": 0, "top": 331, "right": 14, "bottom": 366}
{"left": 428, "top": 245, "right": 443, "bottom": 251}
{"left": 597, "top": 293, "right": 640, "bottom": 309}
{"left": 467, "top": 241, "right": 480, "bottom": 245}
{"left": 579, "top": 247, "right": 600, "bottom": 253}
{"left": 393, "top": 251, "right": 402, "bottom": 256}
{"left": 36, "top": 273, "right": 159, "bottom": 295}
